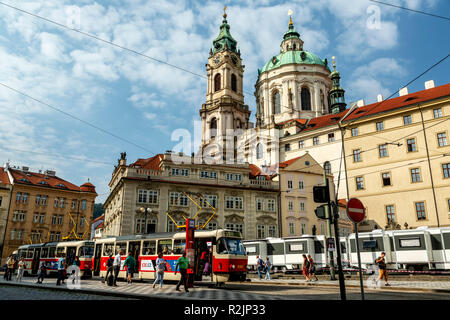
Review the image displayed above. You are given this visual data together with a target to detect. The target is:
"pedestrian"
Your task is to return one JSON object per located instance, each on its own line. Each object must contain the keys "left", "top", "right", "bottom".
{"left": 56, "top": 253, "right": 66, "bottom": 286}
{"left": 264, "top": 257, "right": 272, "bottom": 280}
{"left": 6, "top": 255, "right": 15, "bottom": 281}
{"left": 73, "top": 256, "right": 81, "bottom": 267}
{"left": 174, "top": 251, "right": 190, "bottom": 292}
{"left": 123, "top": 251, "right": 136, "bottom": 284}
{"left": 36, "top": 263, "right": 46, "bottom": 284}
{"left": 3, "top": 255, "right": 11, "bottom": 280}
{"left": 16, "top": 257, "right": 25, "bottom": 282}
{"left": 152, "top": 252, "right": 166, "bottom": 289}
{"left": 103, "top": 254, "right": 114, "bottom": 284}
{"left": 256, "top": 255, "right": 264, "bottom": 280}
{"left": 113, "top": 250, "right": 123, "bottom": 287}
{"left": 307, "top": 255, "right": 318, "bottom": 281}
{"left": 302, "top": 254, "right": 311, "bottom": 282}
{"left": 375, "top": 252, "right": 390, "bottom": 286}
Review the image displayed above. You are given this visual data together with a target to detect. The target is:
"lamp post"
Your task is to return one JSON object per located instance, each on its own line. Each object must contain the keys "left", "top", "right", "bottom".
{"left": 140, "top": 207, "right": 153, "bottom": 234}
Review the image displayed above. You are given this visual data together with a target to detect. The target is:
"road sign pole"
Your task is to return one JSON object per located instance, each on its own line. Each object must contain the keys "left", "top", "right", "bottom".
{"left": 330, "top": 198, "right": 347, "bottom": 300}
{"left": 354, "top": 222, "right": 365, "bottom": 300}
{"left": 324, "top": 176, "right": 336, "bottom": 281}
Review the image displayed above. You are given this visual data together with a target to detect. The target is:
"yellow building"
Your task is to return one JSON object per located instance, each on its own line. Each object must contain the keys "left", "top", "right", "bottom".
{"left": 1, "top": 165, "right": 97, "bottom": 262}
{"left": 0, "top": 168, "right": 12, "bottom": 263}
{"left": 342, "top": 82, "right": 450, "bottom": 230}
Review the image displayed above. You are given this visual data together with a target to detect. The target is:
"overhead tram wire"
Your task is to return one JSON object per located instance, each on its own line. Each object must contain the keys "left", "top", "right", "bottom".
{"left": 0, "top": 82, "right": 156, "bottom": 156}
{"left": 369, "top": 0, "right": 450, "bottom": 21}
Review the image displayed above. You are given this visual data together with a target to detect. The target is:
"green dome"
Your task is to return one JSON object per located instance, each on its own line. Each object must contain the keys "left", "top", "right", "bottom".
{"left": 260, "top": 50, "right": 330, "bottom": 74}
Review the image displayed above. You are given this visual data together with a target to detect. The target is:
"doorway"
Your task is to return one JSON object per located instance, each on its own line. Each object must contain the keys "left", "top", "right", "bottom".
{"left": 93, "top": 244, "right": 102, "bottom": 276}
{"left": 32, "top": 248, "right": 41, "bottom": 275}
{"left": 129, "top": 241, "right": 141, "bottom": 268}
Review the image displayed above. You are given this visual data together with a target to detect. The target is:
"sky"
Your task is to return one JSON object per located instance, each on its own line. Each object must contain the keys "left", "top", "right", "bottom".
{"left": 0, "top": 0, "right": 449, "bottom": 203}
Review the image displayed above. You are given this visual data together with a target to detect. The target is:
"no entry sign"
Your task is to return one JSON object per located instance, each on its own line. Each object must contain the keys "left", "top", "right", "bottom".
{"left": 346, "top": 198, "right": 365, "bottom": 224}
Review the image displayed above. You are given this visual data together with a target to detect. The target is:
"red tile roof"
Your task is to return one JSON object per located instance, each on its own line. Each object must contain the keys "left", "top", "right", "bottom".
{"left": 343, "top": 83, "right": 450, "bottom": 123}
{"left": 300, "top": 109, "right": 349, "bottom": 133}
{"left": 92, "top": 214, "right": 104, "bottom": 224}
{"left": 278, "top": 118, "right": 308, "bottom": 126}
{"left": 130, "top": 154, "right": 164, "bottom": 170}
{"left": 95, "top": 222, "right": 103, "bottom": 230}
{"left": 8, "top": 168, "right": 96, "bottom": 193}
{"left": 338, "top": 199, "right": 347, "bottom": 207}
{"left": 0, "top": 168, "right": 10, "bottom": 185}
{"left": 279, "top": 156, "right": 301, "bottom": 168}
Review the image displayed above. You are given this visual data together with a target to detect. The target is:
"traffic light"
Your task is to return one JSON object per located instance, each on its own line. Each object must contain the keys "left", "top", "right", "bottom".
{"left": 314, "top": 204, "right": 327, "bottom": 219}
{"left": 313, "top": 186, "right": 329, "bottom": 203}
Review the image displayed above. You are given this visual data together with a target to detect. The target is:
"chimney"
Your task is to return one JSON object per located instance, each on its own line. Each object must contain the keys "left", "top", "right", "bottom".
{"left": 377, "top": 94, "right": 383, "bottom": 102}
{"left": 356, "top": 99, "right": 365, "bottom": 107}
{"left": 399, "top": 87, "right": 408, "bottom": 96}
{"left": 45, "top": 170, "right": 56, "bottom": 177}
{"left": 21, "top": 166, "right": 29, "bottom": 173}
{"left": 425, "top": 80, "right": 435, "bottom": 89}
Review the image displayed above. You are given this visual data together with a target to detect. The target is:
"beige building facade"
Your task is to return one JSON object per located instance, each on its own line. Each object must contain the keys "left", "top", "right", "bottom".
{"left": 0, "top": 168, "right": 12, "bottom": 262}
{"left": 102, "top": 152, "right": 280, "bottom": 240}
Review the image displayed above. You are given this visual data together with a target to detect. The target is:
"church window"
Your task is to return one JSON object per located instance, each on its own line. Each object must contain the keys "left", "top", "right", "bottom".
{"left": 231, "top": 74, "right": 237, "bottom": 92}
{"left": 272, "top": 90, "right": 281, "bottom": 114}
{"left": 210, "top": 117, "right": 217, "bottom": 138}
{"left": 256, "top": 143, "right": 263, "bottom": 160}
{"left": 301, "top": 87, "right": 311, "bottom": 110}
{"left": 214, "top": 73, "right": 221, "bottom": 92}
{"left": 320, "top": 90, "right": 325, "bottom": 111}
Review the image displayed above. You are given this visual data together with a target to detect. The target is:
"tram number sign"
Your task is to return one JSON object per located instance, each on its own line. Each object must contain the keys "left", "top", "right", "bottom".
{"left": 346, "top": 198, "right": 366, "bottom": 224}
{"left": 327, "top": 238, "right": 335, "bottom": 252}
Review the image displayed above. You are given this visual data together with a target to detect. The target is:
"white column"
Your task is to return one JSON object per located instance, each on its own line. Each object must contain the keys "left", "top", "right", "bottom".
{"left": 263, "top": 85, "right": 270, "bottom": 125}
{"left": 293, "top": 80, "right": 299, "bottom": 111}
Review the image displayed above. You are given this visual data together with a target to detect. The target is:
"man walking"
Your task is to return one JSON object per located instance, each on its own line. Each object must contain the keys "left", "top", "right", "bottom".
{"left": 113, "top": 249, "right": 123, "bottom": 287}
{"left": 264, "top": 257, "right": 272, "bottom": 280}
{"left": 56, "top": 253, "right": 66, "bottom": 286}
{"left": 256, "top": 255, "right": 264, "bottom": 280}
{"left": 174, "top": 251, "right": 190, "bottom": 292}
{"left": 103, "top": 254, "right": 114, "bottom": 284}
{"left": 376, "top": 252, "right": 390, "bottom": 286}
{"left": 6, "top": 255, "right": 15, "bottom": 281}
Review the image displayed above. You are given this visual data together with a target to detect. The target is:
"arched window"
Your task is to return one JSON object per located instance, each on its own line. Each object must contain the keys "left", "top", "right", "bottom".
{"left": 256, "top": 143, "right": 263, "bottom": 159}
{"left": 231, "top": 74, "right": 237, "bottom": 92}
{"left": 210, "top": 117, "right": 217, "bottom": 139}
{"left": 324, "top": 161, "right": 331, "bottom": 174}
{"left": 301, "top": 87, "right": 311, "bottom": 110}
{"left": 272, "top": 90, "right": 281, "bottom": 114}
{"left": 214, "top": 73, "right": 221, "bottom": 92}
{"left": 236, "top": 119, "right": 242, "bottom": 129}
{"left": 320, "top": 90, "right": 325, "bottom": 111}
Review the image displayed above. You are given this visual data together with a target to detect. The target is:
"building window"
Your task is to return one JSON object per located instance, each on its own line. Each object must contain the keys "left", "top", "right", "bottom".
{"left": 54, "top": 197, "right": 59, "bottom": 208}
{"left": 80, "top": 217, "right": 85, "bottom": 227}
{"left": 267, "top": 199, "right": 275, "bottom": 211}
{"left": 386, "top": 205, "right": 395, "bottom": 223}
{"left": 356, "top": 176, "right": 364, "bottom": 190}
{"left": 41, "top": 195, "right": 48, "bottom": 206}
{"left": 379, "top": 144, "right": 388, "bottom": 158}
{"left": 301, "top": 223, "right": 306, "bottom": 235}
{"left": 57, "top": 215, "right": 63, "bottom": 225}
{"left": 268, "top": 225, "right": 276, "bottom": 237}
{"left": 200, "top": 195, "right": 217, "bottom": 208}
{"left": 256, "top": 198, "right": 263, "bottom": 211}
{"left": 71, "top": 200, "right": 77, "bottom": 210}
{"left": 169, "top": 192, "right": 188, "bottom": 207}
{"left": 287, "top": 180, "right": 293, "bottom": 189}
{"left": 300, "top": 202, "right": 305, "bottom": 211}
{"left": 415, "top": 202, "right": 426, "bottom": 220}
{"left": 313, "top": 136, "right": 319, "bottom": 145}
{"left": 299, "top": 181, "right": 304, "bottom": 190}
{"left": 288, "top": 222, "right": 295, "bottom": 235}
{"left": 35, "top": 195, "right": 41, "bottom": 205}
{"left": 407, "top": 138, "right": 417, "bottom": 152}
{"left": 214, "top": 73, "right": 221, "bottom": 91}
{"left": 22, "top": 193, "right": 29, "bottom": 204}
{"left": 442, "top": 163, "right": 450, "bottom": 178}
{"left": 288, "top": 201, "right": 294, "bottom": 211}
{"left": 382, "top": 172, "right": 391, "bottom": 186}
{"left": 272, "top": 90, "right": 281, "bottom": 114}
{"left": 135, "top": 218, "right": 145, "bottom": 234}
{"left": 226, "top": 173, "right": 233, "bottom": 181}
{"left": 210, "top": 117, "right": 217, "bottom": 139}
{"left": 256, "top": 143, "right": 263, "bottom": 159}
{"left": 13, "top": 211, "right": 26, "bottom": 222}
{"left": 285, "top": 144, "right": 291, "bottom": 152}
{"left": 16, "top": 192, "right": 22, "bottom": 203}
{"left": 298, "top": 140, "right": 304, "bottom": 149}
{"left": 403, "top": 115, "right": 412, "bottom": 125}
{"left": 433, "top": 108, "right": 442, "bottom": 118}
{"left": 234, "top": 174, "right": 242, "bottom": 181}
{"left": 257, "top": 225, "right": 266, "bottom": 238}
{"left": 351, "top": 128, "right": 358, "bottom": 137}
{"left": 81, "top": 200, "right": 87, "bottom": 210}
{"left": 353, "top": 149, "right": 361, "bottom": 162}
{"left": 411, "top": 168, "right": 421, "bottom": 183}
{"left": 225, "top": 196, "right": 243, "bottom": 210}
{"left": 437, "top": 132, "right": 448, "bottom": 147}
{"left": 59, "top": 198, "right": 65, "bottom": 208}
{"left": 324, "top": 161, "right": 331, "bottom": 174}
{"left": 328, "top": 133, "right": 335, "bottom": 142}
{"left": 33, "top": 214, "right": 39, "bottom": 223}
{"left": 171, "top": 168, "right": 189, "bottom": 176}
{"left": 225, "top": 223, "right": 243, "bottom": 234}
{"left": 52, "top": 214, "right": 57, "bottom": 225}
{"left": 376, "top": 121, "right": 384, "bottom": 131}
{"left": 138, "top": 190, "right": 159, "bottom": 204}
{"left": 55, "top": 232, "right": 61, "bottom": 242}
{"left": 231, "top": 74, "right": 237, "bottom": 92}
{"left": 301, "top": 87, "right": 311, "bottom": 110}
{"left": 39, "top": 214, "right": 45, "bottom": 224}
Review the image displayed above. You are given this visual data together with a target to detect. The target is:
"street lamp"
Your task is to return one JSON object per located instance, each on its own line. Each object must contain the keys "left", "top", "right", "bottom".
{"left": 140, "top": 207, "right": 153, "bottom": 234}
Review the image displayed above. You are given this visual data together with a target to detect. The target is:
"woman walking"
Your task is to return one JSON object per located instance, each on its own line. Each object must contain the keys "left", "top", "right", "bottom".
{"left": 264, "top": 257, "right": 272, "bottom": 280}
{"left": 16, "top": 257, "right": 25, "bottom": 282}
{"left": 302, "top": 254, "right": 311, "bottom": 282}
{"left": 153, "top": 252, "right": 166, "bottom": 289}
{"left": 123, "top": 252, "right": 136, "bottom": 284}
{"left": 307, "top": 254, "right": 318, "bottom": 281}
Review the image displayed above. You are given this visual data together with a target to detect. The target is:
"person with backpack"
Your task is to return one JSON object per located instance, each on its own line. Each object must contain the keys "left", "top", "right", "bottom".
{"left": 256, "top": 255, "right": 264, "bottom": 280}
{"left": 152, "top": 252, "right": 166, "bottom": 289}
{"left": 375, "top": 252, "right": 390, "bottom": 286}
{"left": 123, "top": 251, "right": 136, "bottom": 284}
{"left": 302, "top": 254, "right": 311, "bottom": 282}
{"left": 103, "top": 254, "right": 114, "bottom": 285}
{"left": 264, "top": 257, "right": 272, "bottom": 280}
{"left": 307, "top": 254, "right": 318, "bottom": 281}
{"left": 36, "top": 263, "right": 46, "bottom": 284}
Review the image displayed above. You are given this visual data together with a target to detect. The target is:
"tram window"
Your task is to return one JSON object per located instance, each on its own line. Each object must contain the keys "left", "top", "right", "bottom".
{"left": 362, "top": 240, "right": 377, "bottom": 249}
{"left": 79, "top": 246, "right": 94, "bottom": 258}
{"left": 49, "top": 247, "right": 56, "bottom": 258}
{"left": 56, "top": 247, "right": 65, "bottom": 257}
{"left": 142, "top": 241, "right": 156, "bottom": 255}
{"left": 173, "top": 240, "right": 186, "bottom": 254}
{"left": 157, "top": 239, "right": 173, "bottom": 255}
{"left": 399, "top": 238, "right": 421, "bottom": 248}
{"left": 217, "top": 238, "right": 245, "bottom": 255}
{"left": 245, "top": 246, "right": 256, "bottom": 254}
{"left": 103, "top": 244, "right": 114, "bottom": 256}
{"left": 18, "top": 249, "right": 26, "bottom": 258}
{"left": 41, "top": 248, "right": 49, "bottom": 258}
{"left": 289, "top": 244, "right": 304, "bottom": 252}
{"left": 26, "top": 249, "right": 34, "bottom": 259}
{"left": 115, "top": 242, "right": 127, "bottom": 255}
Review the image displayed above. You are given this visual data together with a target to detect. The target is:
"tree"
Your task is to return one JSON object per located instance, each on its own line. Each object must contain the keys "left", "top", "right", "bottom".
{"left": 93, "top": 203, "right": 104, "bottom": 219}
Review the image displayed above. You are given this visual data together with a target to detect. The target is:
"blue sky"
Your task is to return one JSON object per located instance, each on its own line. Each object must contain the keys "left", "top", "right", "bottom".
{"left": 0, "top": 0, "right": 449, "bottom": 202}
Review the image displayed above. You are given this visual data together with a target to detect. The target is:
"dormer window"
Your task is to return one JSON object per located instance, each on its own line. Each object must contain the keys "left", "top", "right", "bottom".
{"left": 56, "top": 183, "right": 66, "bottom": 188}
{"left": 39, "top": 181, "right": 48, "bottom": 185}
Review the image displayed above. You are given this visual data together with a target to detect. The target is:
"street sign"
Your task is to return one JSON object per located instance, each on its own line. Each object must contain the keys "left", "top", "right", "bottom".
{"left": 327, "top": 238, "right": 335, "bottom": 251}
{"left": 346, "top": 198, "right": 366, "bottom": 224}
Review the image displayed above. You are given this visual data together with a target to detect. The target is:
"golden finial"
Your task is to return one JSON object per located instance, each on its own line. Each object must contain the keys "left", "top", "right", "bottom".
{"left": 332, "top": 56, "right": 336, "bottom": 70}
{"left": 288, "top": 9, "right": 293, "bottom": 26}
{"left": 223, "top": 5, "right": 227, "bottom": 18}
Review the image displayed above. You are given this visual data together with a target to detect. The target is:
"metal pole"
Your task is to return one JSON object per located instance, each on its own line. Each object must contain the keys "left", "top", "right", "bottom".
{"left": 331, "top": 199, "right": 347, "bottom": 300}
{"left": 324, "top": 175, "right": 336, "bottom": 280}
{"left": 354, "top": 222, "right": 365, "bottom": 300}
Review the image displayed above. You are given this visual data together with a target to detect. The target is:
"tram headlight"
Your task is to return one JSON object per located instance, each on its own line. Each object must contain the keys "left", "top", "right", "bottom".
{"left": 230, "top": 264, "right": 235, "bottom": 270}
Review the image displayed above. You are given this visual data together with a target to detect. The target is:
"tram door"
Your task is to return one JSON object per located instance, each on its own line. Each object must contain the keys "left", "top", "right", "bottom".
{"left": 93, "top": 243, "right": 102, "bottom": 276}
{"left": 194, "top": 238, "right": 212, "bottom": 281}
{"left": 129, "top": 241, "right": 141, "bottom": 268}
{"left": 32, "top": 248, "right": 41, "bottom": 274}
{"left": 67, "top": 246, "right": 77, "bottom": 265}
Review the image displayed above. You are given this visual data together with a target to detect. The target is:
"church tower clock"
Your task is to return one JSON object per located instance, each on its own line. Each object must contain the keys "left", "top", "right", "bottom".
{"left": 200, "top": 8, "right": 250, "bottom": 162}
